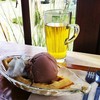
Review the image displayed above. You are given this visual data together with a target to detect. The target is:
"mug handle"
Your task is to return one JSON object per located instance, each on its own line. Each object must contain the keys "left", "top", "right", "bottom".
{"left": 64, "top": 24, "right": 80, "bottom": 45}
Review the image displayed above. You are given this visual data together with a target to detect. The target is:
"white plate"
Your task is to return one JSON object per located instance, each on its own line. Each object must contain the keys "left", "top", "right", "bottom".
{"left": 0, "top": 55, "right": 91, "bottom": 96}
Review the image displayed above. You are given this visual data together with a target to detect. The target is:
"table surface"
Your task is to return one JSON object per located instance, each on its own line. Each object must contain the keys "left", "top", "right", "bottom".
{"left": 0, "top": 41, "right": 100, "bottom": 100}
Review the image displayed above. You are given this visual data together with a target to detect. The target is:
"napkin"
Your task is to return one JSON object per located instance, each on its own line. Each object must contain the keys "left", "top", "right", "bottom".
{"left": 6, "top": 57, "right": 26, "bottom": 77}
{"left": 28, "top": 69, "right": 98, "bottom": 100}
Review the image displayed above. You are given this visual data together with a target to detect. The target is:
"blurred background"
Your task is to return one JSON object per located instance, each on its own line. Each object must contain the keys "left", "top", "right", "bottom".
{"left": 0, "top": 0, "right": 77, "bottom": 49}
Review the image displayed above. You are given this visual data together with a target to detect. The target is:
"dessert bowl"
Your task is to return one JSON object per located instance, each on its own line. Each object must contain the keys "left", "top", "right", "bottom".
{"left": 0, "top": 55, "right": 91, "bottom": 96}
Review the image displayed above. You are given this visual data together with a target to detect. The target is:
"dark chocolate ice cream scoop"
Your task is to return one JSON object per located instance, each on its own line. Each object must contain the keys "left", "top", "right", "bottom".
{"left": 25, "top": 52, "right": 58, "bottom": 83}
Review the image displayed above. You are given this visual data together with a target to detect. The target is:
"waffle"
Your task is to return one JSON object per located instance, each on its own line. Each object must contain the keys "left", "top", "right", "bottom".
{"left": 2, "top": 57, "right": 74, "bottom": 89}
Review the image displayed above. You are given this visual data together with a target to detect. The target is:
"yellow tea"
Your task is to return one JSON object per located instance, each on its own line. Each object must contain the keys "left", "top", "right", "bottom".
{"left": 44, "top": 10, "right": 80, "bottom": 61}
{"left": 45, "top": 23, "right": 70, "bottom": 59}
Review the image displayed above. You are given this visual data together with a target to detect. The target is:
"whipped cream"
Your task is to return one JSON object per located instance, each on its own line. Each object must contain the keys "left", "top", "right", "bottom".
{"left": 6, "top": 56, "right": 28, "bottom": 77}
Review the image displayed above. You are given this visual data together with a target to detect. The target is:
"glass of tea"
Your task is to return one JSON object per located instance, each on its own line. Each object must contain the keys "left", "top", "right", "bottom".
{"left": 44, "top": 9, "right": 80, "bottom": 62}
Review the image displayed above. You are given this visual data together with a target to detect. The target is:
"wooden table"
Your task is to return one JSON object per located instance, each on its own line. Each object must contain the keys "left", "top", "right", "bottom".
{"left": 0, "top": 41, "right": 100, "bottom": 100}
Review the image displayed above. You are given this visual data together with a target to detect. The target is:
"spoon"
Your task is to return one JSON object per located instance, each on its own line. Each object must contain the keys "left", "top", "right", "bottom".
{"left": 94, "top": 71, "right": 100, "bottom": 100}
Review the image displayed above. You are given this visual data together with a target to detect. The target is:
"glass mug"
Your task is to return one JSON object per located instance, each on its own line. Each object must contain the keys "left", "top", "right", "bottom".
{"left": 44, "top": 9, "right": 80, "bottom": 62}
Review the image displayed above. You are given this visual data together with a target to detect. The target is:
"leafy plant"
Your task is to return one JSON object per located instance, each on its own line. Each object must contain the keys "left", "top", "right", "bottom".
{"left": 12, "top": 16, "right": 23, "bottom": 25}
{"left": 32, "top": 1, "right": 45, "bottom": 47}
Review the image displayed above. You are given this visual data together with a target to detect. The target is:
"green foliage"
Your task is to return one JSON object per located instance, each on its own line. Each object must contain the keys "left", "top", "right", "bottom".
{"left": 35, "top": 9, "right": 41, "bottom": 26}
{"left": 32, "top": 1, "right": 45, "bottom": 47}
{"left": 12, "top": 16, "right": 23, "bottom": 25}
{"left": 0, "top": 0, "right": 6, "bottom": 1}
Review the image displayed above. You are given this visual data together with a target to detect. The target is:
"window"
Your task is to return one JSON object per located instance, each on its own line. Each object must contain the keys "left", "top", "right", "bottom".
{"left": 0, "top": 0, "right": 77, "bottom": 51}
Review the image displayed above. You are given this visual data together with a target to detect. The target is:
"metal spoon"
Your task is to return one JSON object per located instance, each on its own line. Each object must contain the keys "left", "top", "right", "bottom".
{"left": 94, "top": 71, "right": 100, "bottom": 100}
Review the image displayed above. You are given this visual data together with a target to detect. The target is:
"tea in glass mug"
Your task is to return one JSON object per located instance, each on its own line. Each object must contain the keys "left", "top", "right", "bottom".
{"left": 44, "top": 9, "right": 80, "bottom": 62}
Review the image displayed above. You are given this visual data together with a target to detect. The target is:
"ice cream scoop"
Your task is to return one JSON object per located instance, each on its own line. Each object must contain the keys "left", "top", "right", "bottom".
{"left": 25, "top": 52, "right": 58, "bottom": 83}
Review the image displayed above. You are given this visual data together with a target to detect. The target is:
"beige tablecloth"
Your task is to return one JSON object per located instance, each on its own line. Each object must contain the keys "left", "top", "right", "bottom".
{"left": 28, "top": 70, "right": 98, "bottom": 100}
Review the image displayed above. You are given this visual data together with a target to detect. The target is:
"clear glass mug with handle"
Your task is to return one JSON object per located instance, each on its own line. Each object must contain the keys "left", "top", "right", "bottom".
{"left": 44, "top": 9, "right": 80, "bottom": 62}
